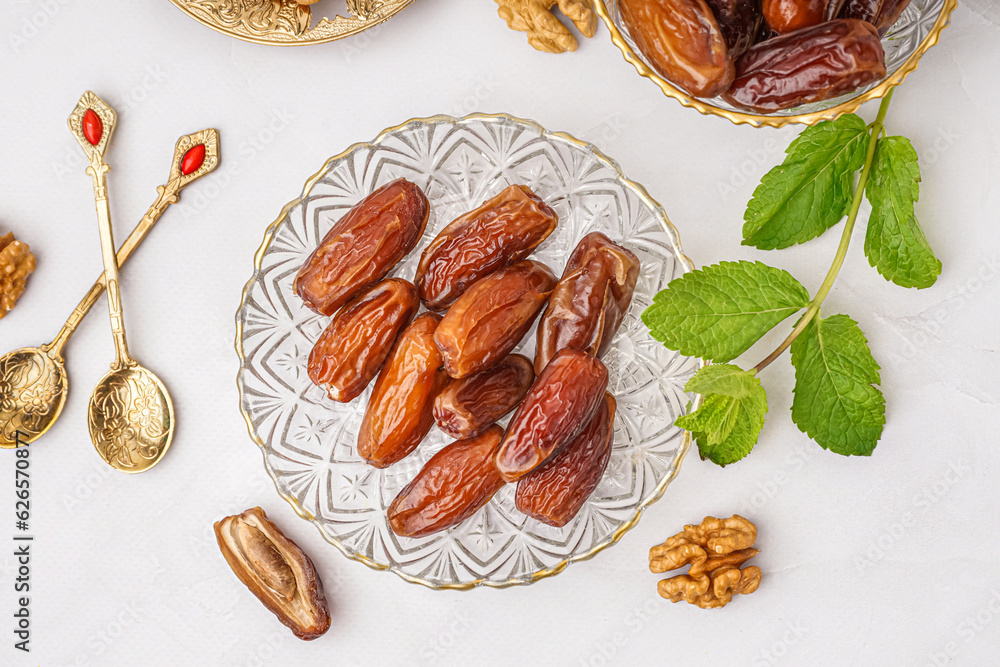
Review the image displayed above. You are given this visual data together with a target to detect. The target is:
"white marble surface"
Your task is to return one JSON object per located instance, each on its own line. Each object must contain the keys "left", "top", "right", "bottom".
{"left": 1, "top": 1, "right": 998, "bottom": 665}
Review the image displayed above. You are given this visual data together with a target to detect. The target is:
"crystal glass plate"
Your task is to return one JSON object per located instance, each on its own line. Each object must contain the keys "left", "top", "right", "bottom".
{"left": 596, "top": 0, "right": 956, "bottom": 127}
{"left": 235, "top": 114, "right": 700, "bottom": 589}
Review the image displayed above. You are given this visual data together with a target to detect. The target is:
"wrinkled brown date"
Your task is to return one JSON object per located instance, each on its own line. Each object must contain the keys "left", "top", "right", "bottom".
{"left": 388, "top": 426, "right": 506, "bottom": 538}
{"left": 534, "top": 232, "right": 640, "bottom": 375}
{"left": 434, "top": 354, "right": 535, "bottom": 440}
{"left": 415, "top": 184, "right": 558, "bottom": 311}
{"left": 435, "top": 260, "right": 557, "bottom": 379}
{"left": 295, "top": 178, "right": 429, "bottom": 316}
{"left": 838, "top": 0, "right": 883, "bottom": 23}
{"left": 762, "top": 0, "right": 846, "bottom": 34}
{"left": 307, "top": 279, "right": 419, "bottom": 403}
{"left": 704, "top": 0, "right": 763, "bottom": 59}
{"left": 875, "top": 0, "right": 910, "bottom": 34}
{"left": 495, "top": 348, "right": 609, "bottom": 482}
{"left": 215, "top": 507, "right": 331, "bottom": 640}
{"left": 358, "top": 313, "right": 450, "bottom": 468}
{"left": 619, "top": 0, "right": 735, "bottom": 98}
{"left": 515, "top": 393, "right": 617, "bottom": 527}
{"left": 724, "top": 19, "right": 886, "bottom": 114}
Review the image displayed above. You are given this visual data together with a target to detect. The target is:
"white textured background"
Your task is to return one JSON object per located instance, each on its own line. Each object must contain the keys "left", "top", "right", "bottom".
{"left": 1, "top": 1, "right": 998, "bottom": 665}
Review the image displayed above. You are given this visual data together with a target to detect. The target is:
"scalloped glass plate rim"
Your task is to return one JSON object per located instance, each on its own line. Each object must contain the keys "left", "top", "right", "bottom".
{"left": 594, "top": 0, "right": 957, "bottom": 128}
{"left": 234, "top": 112, "right": 703, "bottom": 590}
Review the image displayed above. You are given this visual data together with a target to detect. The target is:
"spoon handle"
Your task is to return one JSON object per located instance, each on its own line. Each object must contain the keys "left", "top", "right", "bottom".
{"left": 68, "top": 92, "right": 135, "bottom": 370}
{"left": 45, "top": 128, "right": 220, "bottom": 360}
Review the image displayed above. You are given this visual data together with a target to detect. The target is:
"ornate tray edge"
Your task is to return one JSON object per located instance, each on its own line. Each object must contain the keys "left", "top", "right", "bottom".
{"left": 233, "top": 111, "right": 703, "bottom": 590}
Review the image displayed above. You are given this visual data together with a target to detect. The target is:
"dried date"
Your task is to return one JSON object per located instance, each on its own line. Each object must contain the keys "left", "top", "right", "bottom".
{"left": 875, "top": 0, "right": 910, "bottom": 34}
{"left": 724, "top": 19, "right": 886, "bottom": 114}
{"left": 388, "top": 426, "right": 506, "bottom": 538}
{"left": 762, "top": 0, "right": 845, "bottom": 34}
{"left": 307, "top": 279, "right": 419, "bottom": 403}
{"left": 295, "top": 178, "right": 429, "bottom": 316}
{"left": 215, "top": 507, "right": 331, "bottom": 640}
{"left": 434, "top": 354, "right": 535, "bottom": 440}
{"left": 838, "top": 0, "right": 883, "bottom": 23}
{"left": 415, "top": 184, "right": 558, "bottom": 311}
{"left": 358, "top": 313, "right": 450, "bottom": 468}
{"left": 515, "top": 393, "right": 617, "bottom": 527}
{"left": 434, "top": 260, "right": 557, "bottom": 379}
{"left": 494, "top": 348, "right": 609, "bottom": 482}
{"left": 619, "top": 0, "right": 735, "bottom": 98}
{"left": 534, "top": 232, "right": 640, "bottom": 375}
{"left": 704, "top": 0, "right": 763, "bottom": 59}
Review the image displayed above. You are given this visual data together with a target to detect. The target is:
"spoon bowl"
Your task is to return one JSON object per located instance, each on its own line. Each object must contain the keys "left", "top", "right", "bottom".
{"left": 0, "top": 346, "right": 67, "bottom": 447}
{"left": 88, "top": 365, "right": 173, "bottom": 474}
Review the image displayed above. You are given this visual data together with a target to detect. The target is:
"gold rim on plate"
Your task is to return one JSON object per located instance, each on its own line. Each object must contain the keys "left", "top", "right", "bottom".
{"left": 594, "top": 0, "right": 957, "bottom": 127}
{"left": 168, "top": 0, "right": 415, "bottom": 46}
{"left": 234, "top": 112, "right": 704, "bottom": 590}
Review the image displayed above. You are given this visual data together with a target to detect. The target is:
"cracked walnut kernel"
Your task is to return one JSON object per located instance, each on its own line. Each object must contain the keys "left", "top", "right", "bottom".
{"left": 495, "top": 0, "right": 598, "bottom": 53}
{"left": 649, "top": 515, "right": 762, "bottom": 609}
{"left": 0, "top": 233, "right": 36, "bottom": 320}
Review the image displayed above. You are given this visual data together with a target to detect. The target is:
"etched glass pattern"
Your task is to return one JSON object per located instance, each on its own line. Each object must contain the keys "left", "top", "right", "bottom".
{"left": 236, "top": 115, "right": 699, "bottom": 589}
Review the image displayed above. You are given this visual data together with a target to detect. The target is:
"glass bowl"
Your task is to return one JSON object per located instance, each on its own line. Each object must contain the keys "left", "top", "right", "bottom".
{"left": 168, "top": 0, "right": 414, "bottom": 46}
{"left": 235, "top": 113, "right": 701, "bottom": 589}
{"left": 596, "top": 0, "right": 957, "bottom": 127}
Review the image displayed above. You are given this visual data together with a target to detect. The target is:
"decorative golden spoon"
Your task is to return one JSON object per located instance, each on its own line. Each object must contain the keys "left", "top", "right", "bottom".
{"left": 0, "top": 115, "right": 218, "bottom": 451}
{"left": 67, "top": 91, "right": 183, "bottom": 473}
{"left": 1, "top": 133, "right": 219, "bottom": 450}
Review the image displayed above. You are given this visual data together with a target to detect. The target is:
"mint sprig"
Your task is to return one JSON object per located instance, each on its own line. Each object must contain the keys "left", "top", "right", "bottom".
{"left": 646, "top": 91, "right": 941, "bottom": 464}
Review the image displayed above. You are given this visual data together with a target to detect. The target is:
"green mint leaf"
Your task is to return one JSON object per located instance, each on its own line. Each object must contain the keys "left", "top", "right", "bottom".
{"left": 791, "top": 314, "right": 885, "bottom": 456}
{"left": 642, "top": 261, "right": 810, "bottom": 363}
{"left": 743, "top": 114, "right": 869, "bottom": 250}
{"left": 676, "top": 364, "right": 768, "bottom": 466}
{"left": 864, "top": 135, "right": 942, "bottom": 289}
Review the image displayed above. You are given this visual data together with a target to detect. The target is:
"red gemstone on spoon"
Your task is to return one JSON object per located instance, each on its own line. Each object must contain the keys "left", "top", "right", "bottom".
{"left": 82, "top": 109, "right": 103, "bottom": 146}
{"left": 180, "top": 144, "right": 206, "bottom": 176}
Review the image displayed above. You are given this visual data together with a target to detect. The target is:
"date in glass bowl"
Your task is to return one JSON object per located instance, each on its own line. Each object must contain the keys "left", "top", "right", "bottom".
{"left": 596, "top": 0, "right": 956, "bottom": 127}
{"left": 235, "top": 113, "right": 702, "bottom": 589}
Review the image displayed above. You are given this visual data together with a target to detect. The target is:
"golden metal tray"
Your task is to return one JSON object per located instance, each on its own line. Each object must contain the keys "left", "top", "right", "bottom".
{"left": 168, "top": 0, "right": 414, "bottom": 46}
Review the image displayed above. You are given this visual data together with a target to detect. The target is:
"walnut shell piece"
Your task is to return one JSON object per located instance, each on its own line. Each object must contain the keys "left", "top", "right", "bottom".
{"left": 649, "top": 514, "right": 762, "bottom": 609}
{"left": 0, "top": 232, "right": 36, "bottom": 319}
{"left": 215, "top": 507, "right": 331, "bottom": 640}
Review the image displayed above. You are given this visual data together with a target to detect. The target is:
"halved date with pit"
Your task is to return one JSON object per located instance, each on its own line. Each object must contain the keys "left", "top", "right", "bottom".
{"left": 434, "top": 354, "right": 534, "bottom": 440}
{"left": 494, "top": 348, "right": 609, "bottom": 482}
{"left": 724, "top": 19, "right": 886, "bottom": 114}
{"left": 295, "top": 178, "right": 429, "bottom": 316}
{"left": 358, "top": 313, "right": 450, "bottom": 468}
{"left": 434, "top": 260, "right": 557, "bottom": 379}
{"left": 535, "top": 232, "right": 640, "bottom": 375}
{"left": 619, "top": 0, "right": 734, "bottom": 98}
{"left": 388, "top": 426, "right": 506, "bottom": 538}
{"left": 415, "top": 184, "right": 558, "bottom": 311}
{"left": 308, "top": 278, "right": 418, "bottom": 403}
{"left": 516, "top": 393, "right": 617, "bottom": 527}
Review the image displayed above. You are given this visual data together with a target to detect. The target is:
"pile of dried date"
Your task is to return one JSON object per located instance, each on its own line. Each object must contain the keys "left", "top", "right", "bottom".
{"left": 298, "top": 179, "right": 640, "bottom": 536}
{"left": 619, "top": 0, "right": 910, "bottom": 113}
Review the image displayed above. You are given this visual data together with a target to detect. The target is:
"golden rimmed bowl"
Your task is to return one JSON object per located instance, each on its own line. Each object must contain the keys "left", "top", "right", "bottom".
{"left": 235, "top": 113, "right": 703, "bottom": 589}
{"left": 595, "top": 0, "right": 957, "bottom": 127}
{"left": 167, "top": 0, "right": 414, "bottom": 46}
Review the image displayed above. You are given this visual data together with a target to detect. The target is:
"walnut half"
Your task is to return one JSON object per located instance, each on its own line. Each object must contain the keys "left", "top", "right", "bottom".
{"left": 0, "top": 232, "right": 36, "bottom": 319}
{"left": 215, "top": 507, "right": 331, "bottom": 640}
{"left": 649, "top": 515, "right": 762, "bottom": 609}
{"left": 495, "top": 0, "right": 598, "bottom": 53}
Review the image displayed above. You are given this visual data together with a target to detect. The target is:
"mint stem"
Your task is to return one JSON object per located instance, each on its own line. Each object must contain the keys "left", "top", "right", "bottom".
{"left": 753, "top": 91, "right": 894, "bottom": 375}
